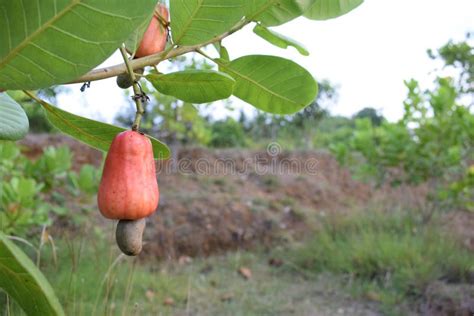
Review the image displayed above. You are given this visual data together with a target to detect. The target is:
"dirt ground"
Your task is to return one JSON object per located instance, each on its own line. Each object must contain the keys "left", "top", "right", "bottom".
{"left": 19, "top": 134, "right": 439, "bottom": 258}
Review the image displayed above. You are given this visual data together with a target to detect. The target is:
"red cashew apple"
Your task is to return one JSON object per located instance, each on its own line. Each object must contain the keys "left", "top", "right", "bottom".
{"left": 135, "top": 3, "right": 169, "bottom": 58}
{"left": 98, "top": 131, "right": 159, "bottom": 220}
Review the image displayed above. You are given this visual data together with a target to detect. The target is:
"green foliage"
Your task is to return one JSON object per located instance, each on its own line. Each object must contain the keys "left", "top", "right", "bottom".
{"left": 428, "top": 33, "right": 473, "bottom": 94}
{"left": 0, "top": 0, "right": 366, "bottom": 146}
{"left": 246, "top": 0, "right": 313, "bottom": 27}
{"left": 0, "top": 93, "right": 29, "bottom": 141}
{"left": 117, "top": 56, "right": 214, "bottom": 146}
{"left": 0, "top": 0, "right": 157, "bottom": 90}
{"left": 221, "top": 55, "right": 318, "bottom": 114}
{"left": 332, "top": 40, "right": 474, "bottom": 212}
{"left": 0, "top": 232, "right": 64, "bottom": 316}
{"left": 25, "top": 146, "right": 73, "bottom": 190}
{"left": 210, "top": 118, "right": 246, "bottom": 148}
{"left": 23, "top": 102, "right": 54, "bottom": 133}
{"left": 125, "top": 10, "right": 155, "bottom": 55}
{"left": 353, "top": 107, "right": 384, "bottom": 126}
{"left": 290, "top": 210, "right": 474, "bottom": 308}
{"left": 304, "top": 0, "right": 364, "bottom": 20}
{"left": 68, "top": 165, "right": 101, "bottom": 196}
{"left": 146, "top": 70, "right": 235, "bottom": 103}
{"left": 253, "top": 24, "right": 309, "bottom": 56}
{"left": 238, "top": 79, "right": 337, "bottom": 149}
{"left": 38, "top": 97, "right": 170, "bottom": 160}
{"left": 170, "top": 0, "right": 245, "bottom": 45}
{"left": 0, "top": 142, "right": 99, "bottom": 236}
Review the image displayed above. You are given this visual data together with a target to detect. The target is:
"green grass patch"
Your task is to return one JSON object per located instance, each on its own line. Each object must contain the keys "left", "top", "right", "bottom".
{"left": 289, "top": 210, "right": 474, "bottom": 311}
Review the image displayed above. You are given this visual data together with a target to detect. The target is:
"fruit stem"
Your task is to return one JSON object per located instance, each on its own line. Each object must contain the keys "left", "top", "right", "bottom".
{"left": 119, "top": 44, "right": 145, "bottom": 131}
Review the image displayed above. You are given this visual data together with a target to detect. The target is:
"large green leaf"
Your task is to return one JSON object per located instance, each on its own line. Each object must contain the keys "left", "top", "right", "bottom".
{"left": 304, "top": 0, "right": 363, "bottom": 20}
{"left": 221, "top": 55, "right": 318, "bottom": 114}
{"left": 246, "top": 0, "right": 314, "bottom": 26}
{"left": 170, "top": 0, "right": 245, "bottom": 46}
{"left": 0, "top": 0, "right": 157, "bottom": 90}
{"left": 0, "top": 93, "right": 29, "bottom": 141}
{"left": 0, "top": 232, "right": 64, "bottom": 316}
{"left": 253, "top": 24, "right": 309, "bottom": 56}
{"left": 33, "top": 98, "right": 170, "bottom": 160}
{"left": 146, "top": 70, "right": 235, "bottom": 103}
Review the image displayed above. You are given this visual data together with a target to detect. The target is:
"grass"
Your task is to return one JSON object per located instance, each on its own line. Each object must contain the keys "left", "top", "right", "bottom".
{"left": 288, "top": 209, "right": 474, "bottom": 314}
{"left": 0, "top": 226, "right": 379, "bottom": 316}
{"left": 2, "top": 209, "right": 473, "bottom": 315}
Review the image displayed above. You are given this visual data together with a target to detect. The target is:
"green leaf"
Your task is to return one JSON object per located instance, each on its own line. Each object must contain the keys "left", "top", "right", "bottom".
{"left": 146, "top": 70, "right": 235, "bottom": 103}
{"left": 304, "top": 0, "right": 363, "bottom": 20}
{"left": 219, "top": 45, "right": 230, "bottom": 62}
{"left": 36, "top": 99, "right": 170, "bottom": 160}
{"left": 0, "top": 0, "right": 157, "bottom": 90}
{"left": 246, "top": 0, "right": 314, "bottom": 26}
{"left": 170, "top": 0, "right": 245, "bottom": 45}
{"left": 0, "top": 232, "right": 64, "bottom": 316}
{"left": 0, "top": 93, "right": 29, "bottom": 140}
{"left": 253, "top": 24, "right": 309, "bottom": 56}
{"left": 221, "top": 55, "right": 318, "bottom": 114}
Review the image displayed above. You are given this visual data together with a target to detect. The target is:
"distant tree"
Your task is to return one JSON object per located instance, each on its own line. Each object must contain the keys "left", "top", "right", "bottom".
{"left": 353, "top": 107, "right": 385, "bottom": 126}
{"left": 210, "top": 118, "right": 246, "bottom": 148}
{"left": 428, "top": 32, "right": 473, "bottom": 96}
{"left": 244, "top": 79, "right": 338, "bottom": 148}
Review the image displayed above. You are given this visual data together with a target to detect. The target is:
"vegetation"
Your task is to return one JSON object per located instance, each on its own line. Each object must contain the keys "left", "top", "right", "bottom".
{"left": 289, "top": 210, "right": 474, "bottom": 313}
{"left": 331, "top": 35, "right": 474, "bottom": 215}
{"left": 0, "top": 141, "right": 98, "bottom": 237}
{"left": 0, "top": 0, "right": 472, "bottom": 315}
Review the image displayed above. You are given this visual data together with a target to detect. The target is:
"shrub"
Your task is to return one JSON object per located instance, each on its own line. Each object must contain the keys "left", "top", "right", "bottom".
{"left": 0, "top": 141, "right": 99, "bottom": 236}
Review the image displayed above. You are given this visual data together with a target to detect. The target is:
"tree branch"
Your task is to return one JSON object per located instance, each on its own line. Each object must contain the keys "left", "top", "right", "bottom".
{"left": 66, "top": 19, "right": 248, "bottom": 84}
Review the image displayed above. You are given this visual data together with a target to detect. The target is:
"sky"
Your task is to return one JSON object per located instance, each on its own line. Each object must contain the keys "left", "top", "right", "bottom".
{"left": 57, "top": 0, "right": 474, "bottom": 123}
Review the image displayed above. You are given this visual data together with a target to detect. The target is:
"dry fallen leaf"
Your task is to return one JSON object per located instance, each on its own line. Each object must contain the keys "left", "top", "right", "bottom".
{"left": 145, "top": 290, "right": 155, "bottom": 301}
{"left": 163, "top": 297, "right": 175, "bottom": 306}
{"left": 366, "top": 291, "right": 381, "bottom": 302}
{"left": 178, "top": 255, "right": 193, "bottom": 265}
{"left": 268, "top": 258, "right": 283, "bottom": 267}
{"left": 238, "top": 267, "right": 252, "bottom": 280}
{"left": 220, "top": 293, "right": 234, "bottom": 302}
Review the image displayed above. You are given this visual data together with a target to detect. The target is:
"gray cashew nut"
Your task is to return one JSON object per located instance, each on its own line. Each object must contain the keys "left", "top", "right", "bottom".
{"left": 116, "top": 218, "right": 146, "bottom": 256}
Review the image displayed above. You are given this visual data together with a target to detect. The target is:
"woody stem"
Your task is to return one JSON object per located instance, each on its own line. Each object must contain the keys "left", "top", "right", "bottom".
{"left": 119, "top": 44, "right": 144, "bottom": 131}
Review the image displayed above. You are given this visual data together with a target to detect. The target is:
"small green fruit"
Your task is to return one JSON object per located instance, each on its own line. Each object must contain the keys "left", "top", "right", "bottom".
{"left": 116, "top": 68, "right": 144, "bottom": 89}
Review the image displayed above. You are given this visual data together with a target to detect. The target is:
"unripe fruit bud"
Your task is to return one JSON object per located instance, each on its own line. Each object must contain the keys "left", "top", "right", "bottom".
{"left": 98, "top": 131, "right": 159, "bottom": 220}
{"left": 116, "top": 68, "right": 144, "bottom": 89}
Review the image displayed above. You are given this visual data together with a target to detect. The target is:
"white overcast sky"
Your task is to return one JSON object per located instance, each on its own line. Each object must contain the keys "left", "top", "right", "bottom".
{"left": 58, "top": 0, "right": 474, "bottom": 123}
